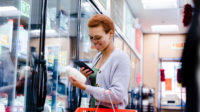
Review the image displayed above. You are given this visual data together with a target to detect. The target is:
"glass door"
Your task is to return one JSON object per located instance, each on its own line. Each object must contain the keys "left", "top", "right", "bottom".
{"left": 0, "top": 0, "right": 82, "bottom": 112}
{"left": 78, "top": 0, "right": 99, "bottom": 109}
{"left": 160, "top": 61, "right": 186, "bottom": 111}
{"left": 0, "top": 0, "right": 49, "bottom": 111}
{"left": 0, "top": 0, "right": 33, "bottom": 111}
{"left": 42, "top": 0, "right": 100, "bottom": 111}
{"left": 41, "top": 0, "right": 76, "bottom": 112}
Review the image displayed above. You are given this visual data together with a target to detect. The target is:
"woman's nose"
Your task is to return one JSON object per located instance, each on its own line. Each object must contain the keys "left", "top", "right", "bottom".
{"left": 91, "top": 39, "right": 98, "bottom": 44}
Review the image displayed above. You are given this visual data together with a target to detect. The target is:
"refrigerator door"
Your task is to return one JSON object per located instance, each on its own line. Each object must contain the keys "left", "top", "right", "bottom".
{"left": 43, "top": 0, "right": 99, "bottom": 111}
{"left": 42, "top": 0, "right": 76, "bottom": 112}
{"left": 0, "top": 0, "right": 45, "bottom": 111}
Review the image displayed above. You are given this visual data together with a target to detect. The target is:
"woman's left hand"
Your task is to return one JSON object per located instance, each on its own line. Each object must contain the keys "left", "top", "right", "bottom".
{"left": 69, "top": 76, "right": 86, "bottom": 90}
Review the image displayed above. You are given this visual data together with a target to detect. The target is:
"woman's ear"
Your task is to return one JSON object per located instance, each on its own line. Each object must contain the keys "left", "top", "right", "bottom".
{"left": 109, "top": 30, "right": 114, "bottom": 39}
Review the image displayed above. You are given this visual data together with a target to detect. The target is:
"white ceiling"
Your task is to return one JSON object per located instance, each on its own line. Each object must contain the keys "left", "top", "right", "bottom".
{"left": 126, "top": 0, "right": 194, "bottom": 34}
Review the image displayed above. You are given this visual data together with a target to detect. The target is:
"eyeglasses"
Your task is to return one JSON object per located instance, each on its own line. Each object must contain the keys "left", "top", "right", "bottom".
{"left": 89, "top": 36, "right": 102, "bottom": 41}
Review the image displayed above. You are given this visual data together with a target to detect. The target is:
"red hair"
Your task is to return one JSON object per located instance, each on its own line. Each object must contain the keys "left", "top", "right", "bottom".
{"left": 88, "top": 14, "right": 114, "bottom": 33}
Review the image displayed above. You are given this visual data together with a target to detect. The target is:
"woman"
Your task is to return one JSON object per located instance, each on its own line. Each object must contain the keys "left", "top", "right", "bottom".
{"left": 69, "top": 14, "right": 131, "bottom": 109}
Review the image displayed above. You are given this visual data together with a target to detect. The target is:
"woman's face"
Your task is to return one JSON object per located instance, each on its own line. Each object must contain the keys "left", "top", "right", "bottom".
{"left": 89, "top": 25, "right": 113, "bottom": 51}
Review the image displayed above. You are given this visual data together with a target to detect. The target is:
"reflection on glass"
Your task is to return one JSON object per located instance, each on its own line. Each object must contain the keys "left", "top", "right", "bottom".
{"left": 79, "top": 0, "right": 98, "bottom": 61}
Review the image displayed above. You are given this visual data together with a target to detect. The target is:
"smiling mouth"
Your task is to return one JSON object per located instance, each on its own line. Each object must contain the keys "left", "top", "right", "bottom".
{"left": 95, "top": 45, "right": 100, "bottom": 49}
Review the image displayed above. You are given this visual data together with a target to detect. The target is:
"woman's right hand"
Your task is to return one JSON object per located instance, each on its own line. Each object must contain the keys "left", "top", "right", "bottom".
{"left": 80, "top": 67, "right": 93, "bottom": 77}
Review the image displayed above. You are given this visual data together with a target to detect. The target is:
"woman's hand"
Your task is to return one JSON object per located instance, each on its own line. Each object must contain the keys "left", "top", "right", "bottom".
{"left": 69, "top": 76, "right": 86, "bottom": 90}
{"left": 80, "top": 67, "right": 93, "bottom": 77}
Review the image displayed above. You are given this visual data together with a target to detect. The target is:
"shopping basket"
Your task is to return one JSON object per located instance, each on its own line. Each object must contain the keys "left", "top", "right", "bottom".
{"left": 75, "top": 90, "right": 137, "bottom": 112}
{"left": 75, "top": 107, "right": 137, "bottom": 112}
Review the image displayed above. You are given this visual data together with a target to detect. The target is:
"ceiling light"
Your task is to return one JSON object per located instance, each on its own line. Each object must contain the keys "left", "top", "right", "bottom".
{"left": 142, "top": 0, "right": 178, "bottom": 9}
{"left": 151, "top": 25, "right": 179, "bottom": 33}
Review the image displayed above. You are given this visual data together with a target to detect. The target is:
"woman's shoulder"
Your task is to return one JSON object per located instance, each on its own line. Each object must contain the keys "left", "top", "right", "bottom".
{"left": 112, "top": 48, "right": 129, "bottom": 60}
{"left": 110, "top": 48, "right": 131, "bottom": 68}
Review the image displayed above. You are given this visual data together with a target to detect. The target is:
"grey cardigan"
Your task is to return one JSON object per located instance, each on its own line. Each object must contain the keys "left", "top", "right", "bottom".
{"left": 85, "top": 48, "right": 131, "bottom": 109}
